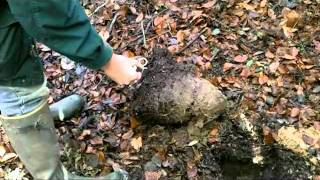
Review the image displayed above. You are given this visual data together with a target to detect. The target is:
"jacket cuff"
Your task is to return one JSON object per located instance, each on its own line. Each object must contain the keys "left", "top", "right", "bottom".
{"left": 85, "top": 43, "right": 113, "bottom": 70}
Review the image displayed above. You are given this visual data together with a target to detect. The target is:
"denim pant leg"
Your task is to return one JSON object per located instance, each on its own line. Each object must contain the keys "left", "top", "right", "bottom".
{"left": 0, "top": 81, "right": 49, "bottom": 116}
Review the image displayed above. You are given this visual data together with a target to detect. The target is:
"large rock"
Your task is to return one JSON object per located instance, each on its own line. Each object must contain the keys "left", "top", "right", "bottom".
{"left": 132, "top": 49, "right": 227, "bottom": 125}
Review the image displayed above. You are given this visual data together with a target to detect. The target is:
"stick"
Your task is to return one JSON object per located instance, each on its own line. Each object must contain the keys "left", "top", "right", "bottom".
{"left": 108, "top": 12, "right": 119, "bottom": 33}
{"left": 141, "top": 20, "right": 147, "bottom": 48}
{"left": 90, "top": 1, "right": 108, "bottom": 17}
{"left": 175, "top": 28, "right": 207, "bottom": 55}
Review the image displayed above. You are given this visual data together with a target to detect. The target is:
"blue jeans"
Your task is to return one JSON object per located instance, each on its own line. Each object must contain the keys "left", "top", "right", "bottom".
{"left": 0, "top": 81, "right": 49, "bottom": 116}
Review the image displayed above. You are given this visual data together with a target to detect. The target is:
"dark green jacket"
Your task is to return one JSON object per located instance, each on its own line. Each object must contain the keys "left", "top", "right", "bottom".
{"left": 0, "top": 0, "right": 113, "bottom": 87}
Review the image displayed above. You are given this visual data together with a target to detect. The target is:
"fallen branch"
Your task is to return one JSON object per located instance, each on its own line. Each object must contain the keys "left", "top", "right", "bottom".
{"left": 141, "top": 20, "right": 147, "bottom": 48}
{"left": 175, "top": 28, "right": 207, "bottom": 55}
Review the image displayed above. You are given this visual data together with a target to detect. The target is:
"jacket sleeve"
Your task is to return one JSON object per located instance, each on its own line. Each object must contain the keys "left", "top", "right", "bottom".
{"left": 7, "top": 0, "right": 112, "bottom": 70}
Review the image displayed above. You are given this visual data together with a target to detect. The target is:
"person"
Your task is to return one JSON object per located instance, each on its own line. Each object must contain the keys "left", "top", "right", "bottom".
{"left": 0, "top": 0, "right": 142, "bottom": 179}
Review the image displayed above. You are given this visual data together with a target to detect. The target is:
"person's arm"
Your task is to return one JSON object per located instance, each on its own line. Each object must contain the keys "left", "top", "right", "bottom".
{"left": 7, "top": 0, "right": 111, "bottom": 69}
{"left": 7, "top": 0, "right": 141, "bottom": 84}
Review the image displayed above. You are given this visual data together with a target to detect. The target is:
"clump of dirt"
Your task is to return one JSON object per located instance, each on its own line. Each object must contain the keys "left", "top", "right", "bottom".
{"left": 132, "top": 49, "right": 227, "bottom": 125}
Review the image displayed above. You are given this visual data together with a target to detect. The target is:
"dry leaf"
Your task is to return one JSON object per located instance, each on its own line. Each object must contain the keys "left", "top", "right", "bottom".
{"left": 130, "top": 116, "right": 140, "bottom": 129}
{"left": 240, "top": 68, "right": 251, "bottom": 78}
{"left": 136, "top": 13, "right": 144, "bottom": 23}
{"left": 145, "top": 171, "right": 161, "bottom": 180}
{"left": 208, "top": 127, "right": 219, "bottom": 143}
{"left": 131, "top": 136, "right": 142, "bottom": 151}
{"left": 90, "top": 137, "right": 103, "bottom": 145}
{"left": 0, "top": 145, "right": 6, "bottom": 157}
{"left": 290, "top": 107, "right": 300, "bottom": 118}
{"left": 176, "top": 30, "right": 185, "bottom": 42}
{"left": 223, "top": 63, "right": 236, "bottom": 72}
{"left": 0, "top": 153, "right": 17, "bottom": 163}
{"left": 122, "top": 50, "right": 135, "bottom": 58}
{"left": 122, "top": 130, "right": 134, "bottom": 140}
{"left": 265, "top": 51, "right": 275, "bottom": 59}
{"left": 202, "top": 0, "right": 217, "bottom": 8}
{"left": 234, "top": 55, "right": 248, "bottom": 63}
{"left": 313, "top": 40, "right": 320, "bottom": 52}
{"left": 260, "top": 0, "right": 267, "bottom": 8}
{"left": 269, "top": 61, "right": 279, "bottom": 73}
{"left": 259, "top": 74, "right": 269, "bottom": 85}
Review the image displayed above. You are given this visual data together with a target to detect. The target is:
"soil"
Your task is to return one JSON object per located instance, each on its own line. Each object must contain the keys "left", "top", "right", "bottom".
{"left": 132, "top": 49, "right": 227, "bottom": 125}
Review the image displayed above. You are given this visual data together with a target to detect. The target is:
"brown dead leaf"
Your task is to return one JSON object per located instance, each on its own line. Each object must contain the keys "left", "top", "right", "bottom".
{"left": 0, "top": 153, "right": 17, "bottom": 163}
{"left": 202, "top": 0, "right": 217, "bottom": 8}
{"left": 276, "top": 47, "right": 299, "bottom": 60}
{"left": 240, "top": 68, "right": 251, "bottom": 78}
{"left": 263, "top": 126, "right": 275, "bottom": 145}
{"left": 176, "top": 30, "right": 185, "bottom": 42}
{"left": 208, "top": 127, "right": 219, "bottom": 143}
{"left": 145, "top": 171, "right": 161, "bottom": 180}
{"left": 130, "top": 116, "right": 140, "bottom": 129}
{"left": 136, "top": 13, "right": 144, "bottom": 23}
{"left": 90, "top": 137, "right": 103, "bottom": 145}
{"left": 314, "top": 122, "right": 320, "bottom": 131}
{"left": 223, "top": 63, "right": 236, "bottom": 72}
{"left": 265, "top": 51, "right": 275, "bottom": 59}
{"left": 0, "top": 145, "right": 6, "bottom": 157}
{"left": 122, "top": 50, "right": 135, "bottom": 58}
{"left": 313, "top": 40, "right": 320, "bottom": 53}
{"left": 131, "top": 136, "right": 142, "bottom": 151}
{"left": 260, "top": 0, "right": 267, "bottom": 8}
{"left": 154, "top": 16, "right": 164, "bottom": 26}
{"left": 259, "top": 74, "right": 269, "bottom": 85}
{"left": 269, "top": 61, "right": 279, "bottom": 73}
{"left": 234, "top": 55, "right": 248, "bottom": 63}
{"left": 122, "top": 130, "right": 134, "bottom": 140}
{"left": 302, "top": 134, "right": 316, "bottom": 146}
{"left": 78, "top": 129, "right": 91, "bottom": 140}
{"left": 187, "top": 162, "right": 198, "bottom": 180}
{"left": 290, "top": 107, "right": 300, "bottom": 118}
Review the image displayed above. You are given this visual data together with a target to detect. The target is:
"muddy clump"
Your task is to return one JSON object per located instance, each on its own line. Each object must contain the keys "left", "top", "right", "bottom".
{"left": 132, "top": 49, "right": 227, "bottom": 125}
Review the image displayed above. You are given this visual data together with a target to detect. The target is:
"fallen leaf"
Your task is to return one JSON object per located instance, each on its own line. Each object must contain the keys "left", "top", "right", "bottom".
{"left": 260, "top": 0, "right": 267, "bottom": 8}
{"left": 187, "top": 162, "right": 198, "bottom": 180}
{"left": 122, "top": 50, "right": 135, "bottom": 58}
{"left": 0, "top": 145, "right": 6, "bottom": 157}
{"left": 223, "top": 63, "right": 236, "bottom": 72}
{"left": 208, "top": 127, "right": 219, "bottom": 143}
{"left": 136, "top": 12, "right": 144, "bottom": 23}
{"left": 78, "top": 129, "right": 91, "bottom": 140}
{"left": 314, "top": 122, "right": 320, "bottom": 131}
{"left": 290, "top": 107, "right": 300, "bottom": 118}
{"left": 265, "top": 51, "right": 275, "bottom": 59}
{"left": 145, "top": 171, "right": 161, "bottom": 180}
{"left": 130, "top": 116, "right": 140, "bottom": 129}
{"left": 131, "top": 136, "right": 142, "bottom": 151}
{"left": 187, "top": 140, "right": 199, "bottom": 146}
{"left": 302, "top": 134, "right": 316, "bottom": 146}
{"left": 154, "top": 16, "right": 164, "bottom": 26}
{"left": 234, "top": 55, "right": 248, "bottom": 63}
{"left": 269, "top": 61, "right": 279, "bottom": 73}
{"left": 202, "top": 0, "right": 217, "bottom": 8}
{"left": 90, "top": 137, "right": 103, "bottom": 145}
{"left": 176, "top": 30, "right": 185, "bottom": 42}
{"left": 259, "top": 74, "right": 269, "bottom": 85}
{"left": 122, "top": 130, "right": 134, "bottom": 140}
{"left": 240, "top": 68, "right": 251, "bottom": 78}
{"left": 0, "top": 153, "right": 17, "bottom": 163}
{"left": 313, "top": 40, "right": 320, "bottom": 52}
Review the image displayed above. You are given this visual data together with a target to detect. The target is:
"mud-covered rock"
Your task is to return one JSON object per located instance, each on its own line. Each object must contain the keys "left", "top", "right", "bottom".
{"left": 132, "top": 49, "right": 227, "bottom": 125}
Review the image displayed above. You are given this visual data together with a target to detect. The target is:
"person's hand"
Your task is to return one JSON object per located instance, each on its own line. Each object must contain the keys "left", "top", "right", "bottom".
{"left": 102, "top": 53, "right": 142, "bottom": 85}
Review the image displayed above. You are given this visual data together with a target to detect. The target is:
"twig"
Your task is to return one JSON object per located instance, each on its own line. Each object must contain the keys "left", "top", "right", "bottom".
{"left": 141, "top": 20, "right": 147, "bottom": 48}
{"left": 175, "top": 28, "right": 207, "bottom": 55}
{"left": 108, "top": 12, "right": 119, "bottom": 33}
{"left": 90, "top": 1, "right": 108, "bottom": 17}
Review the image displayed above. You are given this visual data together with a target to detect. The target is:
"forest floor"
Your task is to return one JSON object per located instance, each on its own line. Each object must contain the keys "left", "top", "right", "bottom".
{"left": 1, "top": 0, "right": 320, "bottom": 179}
